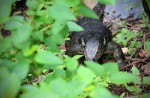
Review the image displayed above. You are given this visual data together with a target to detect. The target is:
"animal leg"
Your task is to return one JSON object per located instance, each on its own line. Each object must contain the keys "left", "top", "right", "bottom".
{"left": 105, "top": 42, "right": 126, "bottom": 67}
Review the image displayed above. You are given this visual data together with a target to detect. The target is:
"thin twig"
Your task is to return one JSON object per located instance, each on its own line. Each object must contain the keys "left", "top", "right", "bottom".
{"left": 120, "top": 58, "right": 148, "bottom": 70}
{"left": 121, "top": 26, "right": 150, "bottom": 32}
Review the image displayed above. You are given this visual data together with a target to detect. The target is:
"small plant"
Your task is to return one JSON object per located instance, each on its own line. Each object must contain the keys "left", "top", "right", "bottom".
{"left": 114, "top": 28, "right": 142, "bottom": 55}
{"left": 140, "top": 13, "right": 150, "bottom": 28}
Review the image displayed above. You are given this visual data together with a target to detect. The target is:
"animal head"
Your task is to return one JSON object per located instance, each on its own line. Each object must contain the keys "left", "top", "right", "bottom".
{"left": 78, "top": 37, "right": 102, "bottom": 61}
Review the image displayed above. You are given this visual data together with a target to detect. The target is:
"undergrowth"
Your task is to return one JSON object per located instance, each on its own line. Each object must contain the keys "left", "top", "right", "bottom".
{"left": 0, "top": 0, "right": 150, "bottom": 98}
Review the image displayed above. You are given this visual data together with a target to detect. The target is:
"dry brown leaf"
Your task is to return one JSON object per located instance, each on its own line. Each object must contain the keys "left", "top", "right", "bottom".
{"left": 122, "top": 47, "right": 129, "bottom": 54}
{"left": 83, "top": 0, "right": 98, "bottom": 9}
{"left": 141, "top": 63, "right": 150, "bottom": 75}
{"left": 139, "top": 50, "right": 150, "bottom": 58}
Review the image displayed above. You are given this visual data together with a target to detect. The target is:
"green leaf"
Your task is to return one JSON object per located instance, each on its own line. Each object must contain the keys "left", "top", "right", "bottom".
{"left": 103, "top": 62, "right": 119, "bottom": 73}
{"left": 54, "top": 0, "right": 80, "bottom": 7}
{"left": 123, "top": 29, "right": 135, "bottom": 41}
{"left": 50, "top": 34, "right": 65, "bottom": 45}
{"left": 35, "top": 10, "right": 51, "bottom": 23}
{"left": 24, "top": 45, "right": 39, "bottom": 56}
{"left": 130, "top": 41, "right": 142, "bottom": 48}
{"left": 44, "top": 34, "right": 65, "bottom": 52}
{"left": 0, "top": 59, "right": 16, "bottom": 68}
{"left": 72, "top": 55, "right": 83, "bottom": 59}
{"left": 11, "top": 24, "right": 32, "bottom": 45}
{"left": 15, "top": 41, "right": 30, "bottom": 50}
{"left": 146, "top": 0, "right": 150, "bottom": 7}
{"left": 140, "top": 24, "right": 146, "bottom": 28}
{"left": 44, "top": 73, "right": 56, "bottom": 83}
{"left": 50, "top": 78, "right": 86, "bottom": 98}
{"left": 135, "top": 41, "right": 142, "bottom": 48}
{"left": 143, "top": 77, "right": 150, "bottom": 85}
{"left": 77, "top": 4, "right": 98, "bottom": 19}
{"left": 49, "top": 78, "right": 68, "bottom": 97}
{"left": 141, "top": 93, "right": 150, "bottom": 98}
{"left": 115, "top": 32, "right": 127, "bottom": 46}
{"left": 5, "top": 16, "right": 32, "bottom": 49}
{"left": 48, "top": 4, "right": 76, "bottom": 21}
{"left": 98, "top": 81, "right": 109, "bottom": 87}
{"left": 76, "top": 66, "right": 96, "bottom": 84}
{"left": 121, "top": 28, "right": 128, "bottom": 33}
{"left": 11, "top": 62, "right": 29, "bottom": 80}
{"left": 59, "top": 24, "right": 69, "bottom": 37}
{"left": 21, "top": 85, "right": 38, "bottom": 93}
{"left": 85, "top": 61, "right": 105, "bottom": 76}
{"left": 0, "top": 68, "right": 20, "bottom": 98}
{"left": 51, "top": 20, "right": 66, "bottom": 34}
{"left": 20, "top": 84, "right": 58, "bottom": 98}
{"left": 0, "top": 38, "right": 12, "bottom": 53}
{"left": 126, "top": 85, "right": 142, "bottom": 93}
{"left": 0, "top": 0, "right": 14, "bottom": 23}
{"left": 139, "top": 31, "right": 144, "bottom": 37}
{"left": 130, "top": 41, "right": 136, "bottom": 47}
{"left": 0, "top": 58, "right": 29, "bottom": 80}
{"left": 68, "top": 79, "right": 87, "bottom": 97}
{"left": 126, "top": 31, "right": 135, "bottom": 41}
{"left": 32, "top": 31, "right": 44, "bottom": 42}
{"left": 44, "top": 37, "right": 61, "bottom": 52}
{"left": 115, "top": 28, "right": 136, "bottom": 46}
{"left": 67, "top": 21, "right": 84, "bottom": 32}
{"left": 129, "top": 48, "right": 135, "bottom": 55}
{"left": 53, "top": 69, "right": 66, "bottom": 78}
{"left": 131, "top": 66, "right": 140, "bottom": 76}
{"left": 5, "top": 16, "right": 24, "bottom": 30}
{"left": 110, "top": 72, "right": 141, "bottom": 84}
{"left": 98, "top": 0, "right": 118, "bottom": 5}
{"left": 64, "top": 56, "right": 78, "bottom": 71}
{"left": 93, "top": 76, "right": 108, "bottom": 87}
{"left": 120, "top": 93, "right": 125, "bottom": 98}
{"left": 122, "top": 29, "right": 134, "bottom": 40}
{"left": 146, "top": 41, "right": 150, "bottom": 53}
{"left": 26, "top": 0, "right": 39, "bottom": 10}
{"left": 35, "top": 50, "right": 63, "bottom": 67}
{"left": 90, "top": 87, "right": 119, "bottom": 98}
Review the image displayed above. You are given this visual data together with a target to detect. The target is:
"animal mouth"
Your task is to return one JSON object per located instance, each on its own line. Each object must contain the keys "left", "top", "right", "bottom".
{"left": 85, "top": 38, "right": 100, "bottom": 61}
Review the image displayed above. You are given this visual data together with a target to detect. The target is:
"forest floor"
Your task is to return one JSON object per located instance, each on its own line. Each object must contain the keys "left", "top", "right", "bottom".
{"left": 103, "top": 15, "right": 150, "bottom": 96}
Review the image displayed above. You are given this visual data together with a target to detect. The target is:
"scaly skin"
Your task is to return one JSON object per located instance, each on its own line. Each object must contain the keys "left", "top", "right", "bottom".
{"left": 66, "top": 17, "right": 126, "bottom": 67}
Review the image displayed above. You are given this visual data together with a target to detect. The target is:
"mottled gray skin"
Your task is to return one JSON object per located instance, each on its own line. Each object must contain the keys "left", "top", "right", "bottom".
{"left": 66, "top": 17, "right": 126, "bottom": 67}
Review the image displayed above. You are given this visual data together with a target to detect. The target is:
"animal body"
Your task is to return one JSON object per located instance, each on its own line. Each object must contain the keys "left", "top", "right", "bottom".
{"left": 66, "top": 3, "right": 126, "bottom": 66}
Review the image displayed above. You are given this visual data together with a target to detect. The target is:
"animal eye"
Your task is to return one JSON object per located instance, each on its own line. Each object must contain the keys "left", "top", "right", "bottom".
{"left": 78, "top": 38, "right": 85, "bottom": 47}
{"left": 81, "top": 38, "right": 85, "bottom": 47}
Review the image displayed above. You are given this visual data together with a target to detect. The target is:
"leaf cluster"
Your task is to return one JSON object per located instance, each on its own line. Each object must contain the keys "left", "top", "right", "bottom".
{"left": 0, "top": 0, "right": 150, "bottom": 98}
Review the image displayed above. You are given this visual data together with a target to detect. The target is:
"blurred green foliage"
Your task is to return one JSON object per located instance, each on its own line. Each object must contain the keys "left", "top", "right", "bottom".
{"left": 0, "top": 0, "right": 149, "bottom": 98}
